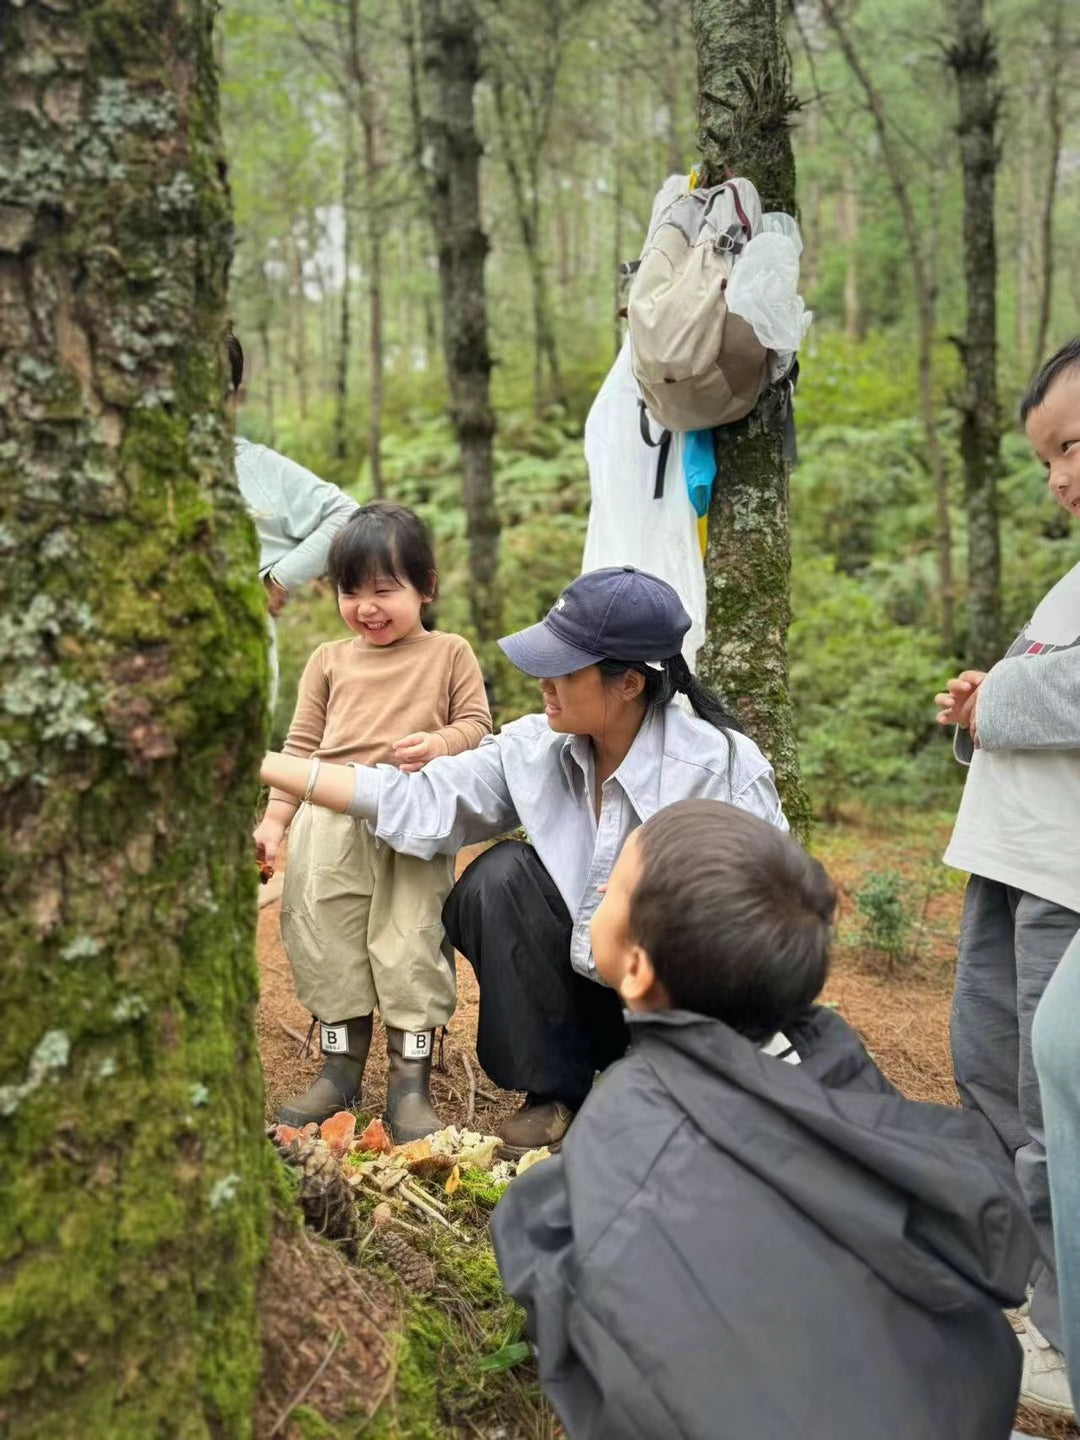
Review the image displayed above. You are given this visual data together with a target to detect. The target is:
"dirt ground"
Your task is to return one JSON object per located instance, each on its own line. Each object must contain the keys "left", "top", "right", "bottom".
{"left": 255, "top": 821, "right": 1077, "bottom": 1440}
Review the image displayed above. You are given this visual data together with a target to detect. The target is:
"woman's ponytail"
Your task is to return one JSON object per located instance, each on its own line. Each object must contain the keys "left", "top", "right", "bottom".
{"left": 662, "top": 653, "right": 743, "bottom": 734}
{"left": 596, "top": 654, "right": 743, "bottom": 737}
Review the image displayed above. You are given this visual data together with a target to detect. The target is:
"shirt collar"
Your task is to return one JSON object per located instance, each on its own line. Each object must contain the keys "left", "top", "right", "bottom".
{"left": 555, "top": 707, "right": 665, "bottom": 821}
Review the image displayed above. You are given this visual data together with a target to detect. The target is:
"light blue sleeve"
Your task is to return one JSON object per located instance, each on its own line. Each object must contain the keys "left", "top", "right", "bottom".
{"left": 348, "top": 736, "right": 520, "bottom": 858}
{"left": 255, "top": 448, "right": 357, "bottom": 590}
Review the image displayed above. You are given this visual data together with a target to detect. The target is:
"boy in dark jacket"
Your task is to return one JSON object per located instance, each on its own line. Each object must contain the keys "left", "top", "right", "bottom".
{"left": 491, "top": 800, "right": 1038, "bottom": 1440}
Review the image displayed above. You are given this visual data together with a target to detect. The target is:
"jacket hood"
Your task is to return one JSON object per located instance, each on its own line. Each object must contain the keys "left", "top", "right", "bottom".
{"left": 627, "top": 1007, "right": 1036, "bottom": 1313}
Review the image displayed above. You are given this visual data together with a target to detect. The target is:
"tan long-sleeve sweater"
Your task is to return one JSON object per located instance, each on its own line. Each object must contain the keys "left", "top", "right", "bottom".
{"left": 268, "top": 629, "right": 491, "bottom": 806}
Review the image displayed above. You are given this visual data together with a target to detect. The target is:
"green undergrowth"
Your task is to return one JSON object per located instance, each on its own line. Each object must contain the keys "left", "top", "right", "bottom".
{"left": 363, "top": 1173, "right": 555, "bottom": 1440}
{"left": 290, "top": 1155, "right": 557, "bottom": 1438}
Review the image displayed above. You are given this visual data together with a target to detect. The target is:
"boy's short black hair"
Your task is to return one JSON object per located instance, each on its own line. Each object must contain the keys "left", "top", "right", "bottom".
{"left": 1020, "top": 337, "right": 1080, "bottom": 422}
{"left": 631, "top": 800, "right": 835, "bottom": 1039}
{"left": 227, "top": 329, "right": 244, "bottom": 392}
{"left": 328, "top": 501, "right": 437, "bottom": 601}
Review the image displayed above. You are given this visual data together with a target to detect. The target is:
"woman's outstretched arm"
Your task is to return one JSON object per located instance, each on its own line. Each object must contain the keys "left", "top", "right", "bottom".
{"left": 260, "top": 752, "right": 356, "bottom": 812}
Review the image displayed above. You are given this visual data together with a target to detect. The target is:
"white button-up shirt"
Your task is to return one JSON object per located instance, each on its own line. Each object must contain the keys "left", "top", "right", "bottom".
{"left": 349, "top": 704, "right": 787, "bottom": 979}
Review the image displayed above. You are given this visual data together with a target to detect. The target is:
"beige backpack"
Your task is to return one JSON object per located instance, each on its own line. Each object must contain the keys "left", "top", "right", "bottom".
{"left": 628, "top": 178, "right": 770, "bottom": 433}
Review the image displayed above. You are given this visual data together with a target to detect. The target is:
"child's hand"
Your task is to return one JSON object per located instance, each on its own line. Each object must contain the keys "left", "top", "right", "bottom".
{"left": 934, "top": 670, "right": 986, "bottom": 734}
{"left": 253, "top": 816, "right": 286, "bottom": 869}
{"left": 392, "top": 731, "right": 450, "bottom": 772}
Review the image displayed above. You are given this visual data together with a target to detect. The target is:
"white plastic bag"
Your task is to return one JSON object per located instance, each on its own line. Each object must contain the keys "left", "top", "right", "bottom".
{"left": 582, "top": 338, "right": 706, "bottom": 672}
{"left": 725, "top": 231, "right": 813, "bottom": 354}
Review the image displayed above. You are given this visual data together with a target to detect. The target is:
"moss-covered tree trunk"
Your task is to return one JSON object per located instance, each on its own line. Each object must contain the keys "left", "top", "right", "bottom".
{"left": 691, "top": 0, "right": 811, "bottom": 837}
{"left": 420, "top": 0, "right": 502, "bottom": 657}
{"left": 948, "top": 0, "right": 1002, "bottom": 671}
{"left": 0, "top": 4, "right": 270, "bottom": 1436}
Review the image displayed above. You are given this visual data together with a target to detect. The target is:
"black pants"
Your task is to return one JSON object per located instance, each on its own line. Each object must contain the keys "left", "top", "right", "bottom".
{"left": 442, "top": 840, "right": 628, "bottom": 1108}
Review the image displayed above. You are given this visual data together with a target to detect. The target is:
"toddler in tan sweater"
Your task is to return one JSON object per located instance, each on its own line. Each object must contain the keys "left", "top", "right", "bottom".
{"left": 253, "top": 501, "right": 491, "bottom": 1140}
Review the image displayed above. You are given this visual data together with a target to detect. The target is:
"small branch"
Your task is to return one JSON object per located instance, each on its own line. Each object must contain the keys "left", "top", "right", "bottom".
{"left": 460, "top": 1051, "right": 477, "bottom": 1125}
{"left": 270, "top": 1327, "right": 343, "bottom": 1435}
{"left": 279, "top": 1020, "right": 312, "bottom": 1055}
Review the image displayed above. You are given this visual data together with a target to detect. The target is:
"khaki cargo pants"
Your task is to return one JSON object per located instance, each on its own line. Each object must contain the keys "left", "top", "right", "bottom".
{"left": 280, "top": 804, "right": 456, "bottom": 1033}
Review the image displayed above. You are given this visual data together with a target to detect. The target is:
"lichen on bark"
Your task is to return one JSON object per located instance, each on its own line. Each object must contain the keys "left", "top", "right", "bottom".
{"left": 691, "top": 0, "right": 812, "bottom": 838}
{"left": 0, "top": 3, "right": 270, "bottom": 1435}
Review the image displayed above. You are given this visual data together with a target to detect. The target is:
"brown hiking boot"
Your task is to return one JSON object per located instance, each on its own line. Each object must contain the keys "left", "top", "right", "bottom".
{"left": 496, "top": 1098, "right": 575, "bottom": 1157}
{"left": 384, "top": 1027, "right": 442, "bottom": 1143}
{"left": 278, "top": 1014, "right": 373, "bottom": 1128}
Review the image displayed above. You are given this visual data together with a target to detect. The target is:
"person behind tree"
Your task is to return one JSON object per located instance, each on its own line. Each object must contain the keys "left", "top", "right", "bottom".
{"left": 259, "top": 566, "right": 786, "bottom": 1154}
{"left": 253, "top": 503, "right": 491, "bottom": 1140}
{"left": 935, "top": 337, "right": 1080, "bottom": 1420}
{"left": 226, "top": 330, "right": 358, "bottom": 706}
{"left": 492, "top": 799, "right": 1036, "bottom": 1440}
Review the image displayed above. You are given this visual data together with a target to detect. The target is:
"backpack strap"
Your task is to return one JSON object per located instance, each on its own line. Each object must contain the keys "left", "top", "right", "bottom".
{"left": 638, "top": 399, "right": 672, "bottom": 499}
{"left": 728, "top": 180, "right": 753, "bottom": 240}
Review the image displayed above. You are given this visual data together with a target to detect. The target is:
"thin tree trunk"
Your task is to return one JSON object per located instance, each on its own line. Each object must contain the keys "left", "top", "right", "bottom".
{"left": 841, "top": 180, "right": 861, "bottom": 341}
{"left": 491, "top": 47, "right": 566, "bottom": 415}
{"left": 0, "top": 4, "right": 269, "bottom": 1434}
{"left": 402, "top": 0, "right": 441, "bottom": 370}
{"left": 1033, "top": 0, "right": 1064, "bottom": 370}
{"left": 334, "top": 100, "right": 358, "bottom": 463}
{"left": 287, "top": 230, "right": 309, "bottom": 419}
{"left": 361, "top": 92, "right": 385, "bottom": 498}
{"left": 691, "top": 0, "right": 811, "bottom": 839}
{"left": 1016, "top": 106, "right": 1034, "bottom": 361}
{"left": 948, "top": 0, "right": 1002, "bottom": 669}
{"left": 258, "top": 262, "right": 277, "bottom": 445}
{"left": 818, "top": 0, "right": 954, "bottom": 655}
{"left": 345, "top": 0, "right": 385, "bottom": 498}
{"left": 420, "top": 0, "right": 502, "bottom": 654}
{"left": 612, "top": 68, "right": 625, "bottom": 361}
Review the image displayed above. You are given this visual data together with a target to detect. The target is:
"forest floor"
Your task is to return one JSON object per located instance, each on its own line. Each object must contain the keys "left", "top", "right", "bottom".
{"left": 253, "top": 810, "right": 1077, "bottom": 1440}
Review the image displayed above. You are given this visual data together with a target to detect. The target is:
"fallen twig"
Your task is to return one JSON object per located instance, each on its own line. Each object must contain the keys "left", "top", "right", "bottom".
{"left": 279, "top": 1020, "right": 312, "bottom": 1055}
{"left": 269, "top": 1326, "right": 343, "bottom": 1435}
{"left": 460, "top": 1051, "right": 477, "bottom": 1125}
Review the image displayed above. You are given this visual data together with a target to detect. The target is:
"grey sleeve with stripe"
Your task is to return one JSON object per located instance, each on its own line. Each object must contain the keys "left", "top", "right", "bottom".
{"left": 977, "top": 646, "right": 1080, "bottom": 752}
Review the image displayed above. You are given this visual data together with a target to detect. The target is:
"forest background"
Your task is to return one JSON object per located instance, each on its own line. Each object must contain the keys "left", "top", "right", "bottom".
{"left": 224, "top": 0, "right": 1080, "bottom": 820}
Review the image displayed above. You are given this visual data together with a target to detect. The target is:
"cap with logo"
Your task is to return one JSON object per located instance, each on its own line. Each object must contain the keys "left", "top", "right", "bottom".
{"left": 497, "top": 566, "right": 691, "bottom": 679}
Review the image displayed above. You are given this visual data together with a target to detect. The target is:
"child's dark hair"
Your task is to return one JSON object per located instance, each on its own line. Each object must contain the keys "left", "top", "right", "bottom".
{"left": 630, "top": 800, "right": 834, "bottom": 1039}
{"left": 227, "top": 329, "right": 244, "bottom": 392}
{"left": 328, "top": 501, "right": 437, "bottom": 601}
{"left": 1020, "top": 337, "right": 1080, "bottom": 422}
{"left": 596, "top": 654, "right": 742, "bottom": 737}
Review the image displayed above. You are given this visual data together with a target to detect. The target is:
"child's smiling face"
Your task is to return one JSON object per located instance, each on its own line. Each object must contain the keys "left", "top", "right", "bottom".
{"left": 1026, "top": 369, "right": 1080, "bottom": 519}
{"left": 337, "top": 572, "right": 430, "bottom": 646}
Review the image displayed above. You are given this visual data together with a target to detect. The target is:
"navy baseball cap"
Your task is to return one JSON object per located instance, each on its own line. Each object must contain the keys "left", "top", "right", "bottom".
{"left": 498, "top": 566, "right": 691, "bottom": 678}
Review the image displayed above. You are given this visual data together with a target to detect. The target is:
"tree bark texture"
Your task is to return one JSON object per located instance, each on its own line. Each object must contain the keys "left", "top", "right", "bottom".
{"left": 0, "top": 5, "right": 269, "bottom": 1436}
{"left": 948, "top": 0, "right": 1002, "bottom": 670}
{"left": 691, "top": 0, "right": 811, "bottom": 839}
{"left": 420, "top": 0, "right": 502, "bottom": 651}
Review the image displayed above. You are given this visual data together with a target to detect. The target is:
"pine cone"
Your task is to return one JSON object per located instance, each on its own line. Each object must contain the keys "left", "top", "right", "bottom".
{"left": 273, "top": 1132, "right": 360, "bottom": 1255}
{"left": 376, "top": 1228, "right": 437, "bottom": 1294}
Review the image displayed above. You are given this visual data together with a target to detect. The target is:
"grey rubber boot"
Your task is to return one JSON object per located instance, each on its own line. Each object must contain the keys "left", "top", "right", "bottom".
{"left": 278, "top": 1014, "right": 373, "bottom": 1128}
{"left": 384, "top": 1026, "right": 441, "bottom": 1143}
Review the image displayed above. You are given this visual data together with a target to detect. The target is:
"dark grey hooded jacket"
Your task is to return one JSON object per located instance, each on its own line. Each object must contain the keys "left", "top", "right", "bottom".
{"left": 492, "top": 1007, "right": 1037, "bottom": 1440}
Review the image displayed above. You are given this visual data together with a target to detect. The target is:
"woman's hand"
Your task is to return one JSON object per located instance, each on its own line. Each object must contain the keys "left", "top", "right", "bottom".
{"left": 934, "top": 670, "right": 986, "bottom": 737}
{"left": 253, "top": 815, "right": 286, "bottom": 870}
{"left": 393, "top": 731, "right": 450, "bottom": 773}
{"left": 264, "top": 574, "right": 289, "bottom": 617}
